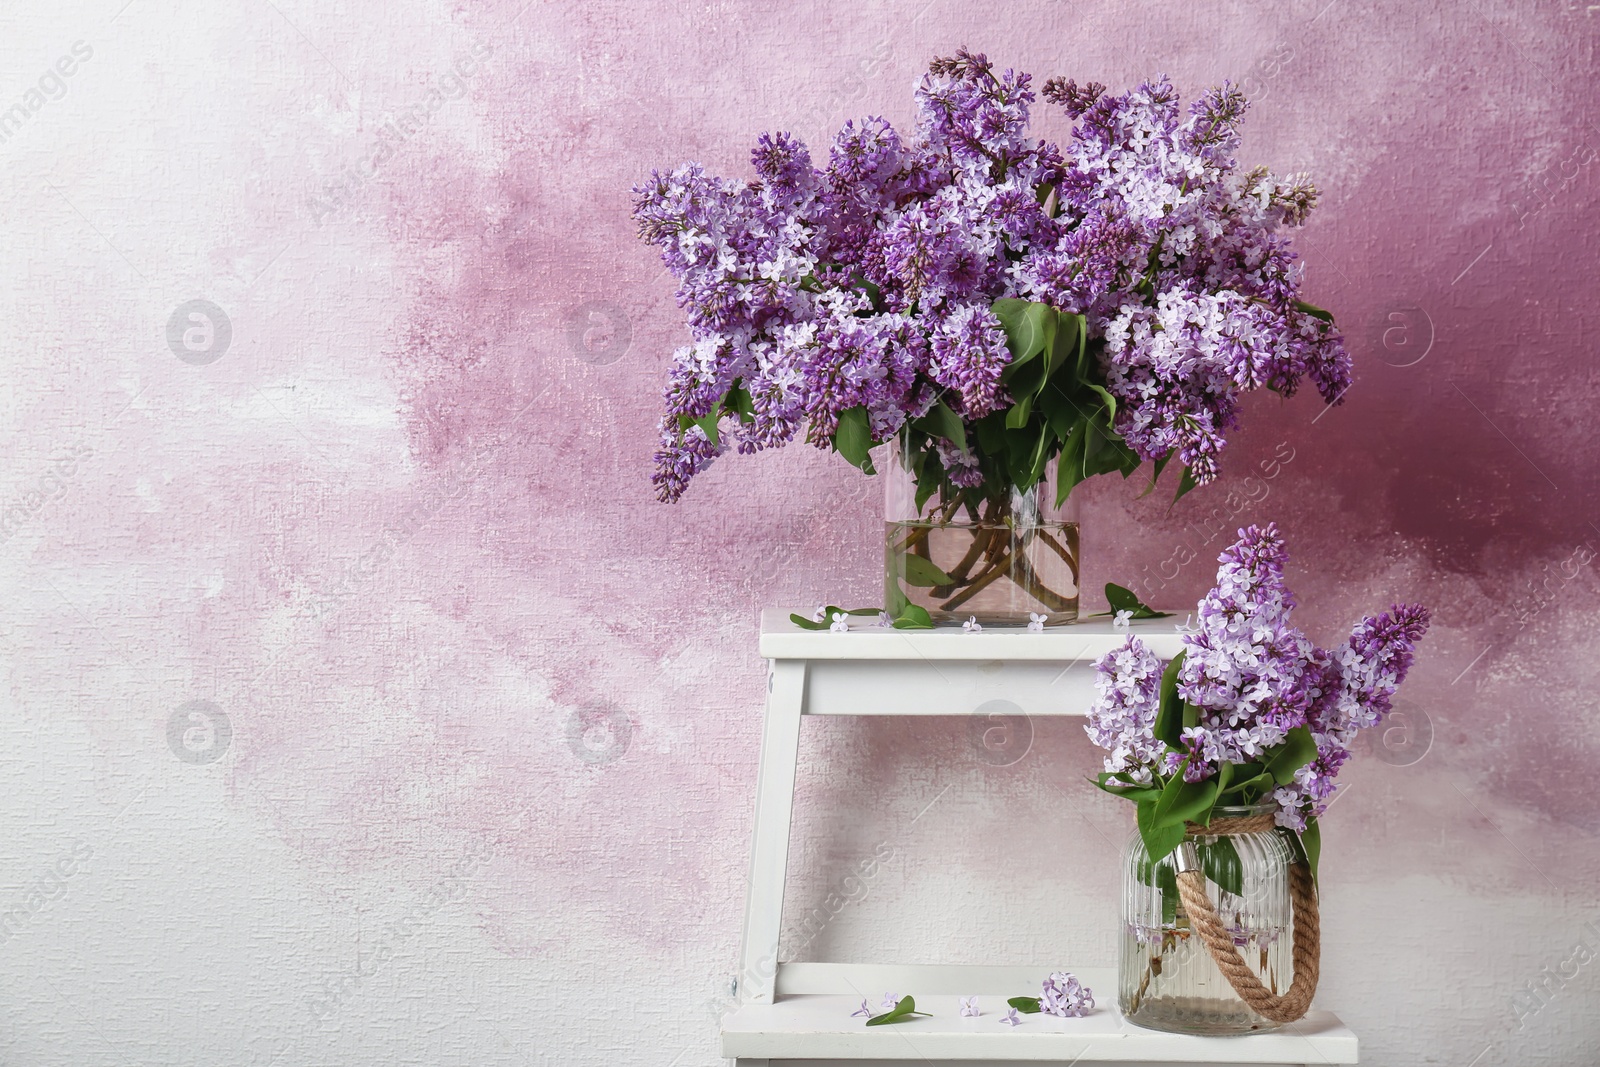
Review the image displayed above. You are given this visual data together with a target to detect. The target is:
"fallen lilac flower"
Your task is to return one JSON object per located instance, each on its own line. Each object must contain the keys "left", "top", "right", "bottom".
{"left": 1040, "top": 971, "right": 1095, "bottom": 1018}
{"left": 830, "top": 611, "right": 850, "bottom": 633}
{"left": 960, "top": 995, "right": 980, "bottom": 1017}
{"left": 1002, "top": 1008, "right": 1022, "bottom": 1026}
{"left": 850, "top": 999, "right": 872, "bottom": 1018}
{"left": 963, "top": 616, "right": 982, "bottom": 633}
{"left": 881, "top": 992, "right": 899, "bottom": 1008}
{"left": 1113, "top": 609, "right": 1133, "bottom": 629}
{"left": 1028, "top": 613, "right": 1047, "bottom": 633}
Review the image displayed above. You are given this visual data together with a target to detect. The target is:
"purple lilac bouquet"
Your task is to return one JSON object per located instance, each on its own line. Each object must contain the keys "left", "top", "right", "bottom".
{"left": 634, "top": 50, "right": 1349, "bottom": 508}
{"left": 1086, "top": 523, "right": 1428, "bottom": 868}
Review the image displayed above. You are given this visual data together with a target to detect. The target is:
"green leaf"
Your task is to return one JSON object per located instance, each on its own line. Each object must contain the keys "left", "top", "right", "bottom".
{"left": 790, "top": 604, "right": 880, "bottom": 629}
{"left": 885, "top": 580, "right": 910, "bottom": 617}
{"left": 866, "top": 995, "right": 929, "bottom": 1026}
{"left": 1005, "top": 394, "right": 1034, "bottom": 430}
{"left": 1152, "top": 651, "right": 1186, "bottom": 749}
{"left": 690, "top": 411, "right": 720, "bottom": 448}
{"left": 1048, "top": 311, "right": 1081, "bottom": 381}
{"left": 892, "top": 604, "right": 935, "bottom": 630}
{"left": 833, "top": 406, "right": 876, "bottom": 475}
{"left": 1174, "top": 465, "right": 1200, "bottom": 502}
{"left": 1054, "top": 416, "right": 1090, "bottom": 508}
{"left": 1101, "top": 583, "right": 1172, "bottom": 619}
{"left": 1067, "top": 312, "right": 1091, "bottom": 380}
{"left": 1081, "top": 418, "right": 1138, "bottom": 481}
{"left": 972, "top": 410, "right": 1008, "bottom": 459}
{"left": 1263, "top": 726, "right": 1318, "bottom": 786}
{"left": 1004, "top": 425, "right": 1042, "bottom": 489}
{"left": 913, "top": 400, "right": 968, "bottom": 454}
{"left": 1200, "top": 835, "right": 1244, "bottom": 898}
{"left": 1299, "top": 815, "right": 1321, "bottom": 884}
{"left": 1104, "top": 583, "right": 1141, "bottom": 614}
{"left": 722, "top": 384, "right": 755, "bottom": 423}
{"left": 1221, "top": 769, "right": 1273, "bottom": 799}
{"left": 1152, "top": 771, "right": 1220, "bottom": 830}
{"left": 1181, "top": 699, "right": 1201, "bottom": 732}
{"left": 1294, "top": 299, "right": 1335, "bottom": 323}
{"left": 993, "top": 298, "right": 1057, "bottom": 373}
{"left": 1026, "top": 422, "right": 1055, "bottom": 487}
{"left": 1008, "top": 996, "right": 1043, "bottom": 1014}
{"left": 1138, "top": 453, "right": 1173, "bottom": 500}
{"left": 1137, "top": 798, "right": 1187, "bottom": 865}
{"left": 849, "top": 271, "right": 884, "bottom": 312}
{"left": 1157, "top": 862, "right": 1179, "bottom": 925}
{"left": 898, "top": 553, "right": 955, "bottom": 588}
{"left": 1092, "top": 772, "right": 1161, "bottom": 804}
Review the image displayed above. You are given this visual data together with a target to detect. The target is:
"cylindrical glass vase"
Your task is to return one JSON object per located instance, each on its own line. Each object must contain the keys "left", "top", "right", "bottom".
{"left": 1119, "top": 804, "right": 1296, "bottom": 1035}
{"left": 883, "top": 433, "right": 1080, "bottom": 626}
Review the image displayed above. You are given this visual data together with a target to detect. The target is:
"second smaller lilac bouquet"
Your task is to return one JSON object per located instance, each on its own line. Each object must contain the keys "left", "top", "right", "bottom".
{"left": 1086, "top": 523, "right": 1429, "bottom": 870}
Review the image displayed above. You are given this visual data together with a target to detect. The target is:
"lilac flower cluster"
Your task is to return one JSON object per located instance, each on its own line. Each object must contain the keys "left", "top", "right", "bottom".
{"left": 636, "top": 51, "right": 1348, "bottom": 501}
{"left": 1085, "top": 524, "right": 1429, "bottom": 829}
{"left": 1084, "top": 639, "right": 1168, "bottom": 785}
{"left": 1041, "top": 971, "right": 1095, "bottom": 1017}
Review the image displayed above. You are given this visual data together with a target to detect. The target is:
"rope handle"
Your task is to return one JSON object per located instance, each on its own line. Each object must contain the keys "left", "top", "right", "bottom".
{"left": 1171, "top": 826, "right": 1321, "bottom": 1024}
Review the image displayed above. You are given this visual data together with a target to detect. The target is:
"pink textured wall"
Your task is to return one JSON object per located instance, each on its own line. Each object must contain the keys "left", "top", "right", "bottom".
{"left": 3, "top": 1, "right": 1598, "bottom": 1064}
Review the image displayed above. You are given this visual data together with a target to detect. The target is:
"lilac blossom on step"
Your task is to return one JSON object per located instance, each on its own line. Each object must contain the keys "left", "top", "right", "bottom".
{"left": 960, "top": 995, "right": 980, "bottom": 1017}
{"left": 851, "top": 999, "right": 872, "bottom": 1018}
{"left": 1041, "top": 972, "right": 1095, "bottom": 1017}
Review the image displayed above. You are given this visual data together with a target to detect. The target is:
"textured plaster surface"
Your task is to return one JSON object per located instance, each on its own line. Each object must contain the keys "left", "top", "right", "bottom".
{"left": 1, "top": 1, "right": 1598, "bottom": 1064}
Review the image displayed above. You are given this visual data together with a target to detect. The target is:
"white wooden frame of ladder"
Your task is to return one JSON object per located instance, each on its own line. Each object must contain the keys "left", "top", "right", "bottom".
{"left": 734, "top": 608, "right": 1190, "bottom": 1005}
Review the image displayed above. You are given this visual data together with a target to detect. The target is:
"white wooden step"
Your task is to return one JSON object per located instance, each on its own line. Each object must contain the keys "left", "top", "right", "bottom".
{"left": 722, "top": 991, "right": 1356, "bottom": 1064}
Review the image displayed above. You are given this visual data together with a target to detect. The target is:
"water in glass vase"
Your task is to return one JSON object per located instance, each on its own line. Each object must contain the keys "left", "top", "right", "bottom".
{"left": 1119, "top": 807, "right": 1297, "bottom": 1035}
{"left": 884, "top": 517, "right": 1080, "bottom": 626}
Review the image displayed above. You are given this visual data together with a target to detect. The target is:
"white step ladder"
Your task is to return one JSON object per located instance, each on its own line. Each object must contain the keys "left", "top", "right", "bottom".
{"left": 720, "top": 608, "right": 1358, "bottom": 1067}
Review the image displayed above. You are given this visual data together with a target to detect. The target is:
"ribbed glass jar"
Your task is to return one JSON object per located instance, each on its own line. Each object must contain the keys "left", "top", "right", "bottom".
{"left": 1119, "top": 803, "right": 1296, "bottom": 1035}
{"left": 883, "top": 432, "right": 1080, "bottom": 626}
